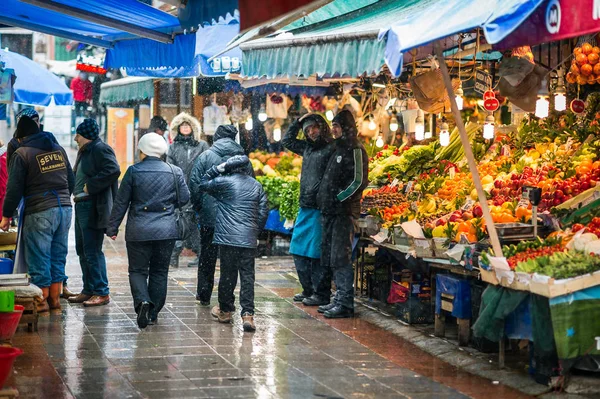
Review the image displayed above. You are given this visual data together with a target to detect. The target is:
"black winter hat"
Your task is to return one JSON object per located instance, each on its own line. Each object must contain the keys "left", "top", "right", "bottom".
{"left": 214, "top": 125, "right": 238, "bottom": 141}
{"left": 76, "top": 118, "right": 100, "bottom": 140}
{"left": 15, "top": 115, "right": 40, "bottom": 139}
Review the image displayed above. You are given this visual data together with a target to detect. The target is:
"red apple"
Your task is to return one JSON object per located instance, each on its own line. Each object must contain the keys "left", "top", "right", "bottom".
{"left": 473, "top": 205, "right": 483, "bottom": 218}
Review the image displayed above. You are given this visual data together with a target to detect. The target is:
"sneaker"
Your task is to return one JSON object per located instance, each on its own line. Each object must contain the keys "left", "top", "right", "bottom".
{"left": 217, "top": 310, "right": 233, "bottom": 324}
{"left": 293, "top": 292, "right": 310, "bottom": 302}
{"left": 68, "top": 293, "right": 92, "bottom": 304}
{"left": 211, "top": 305, "right": 220, "bottom": 318}
{"left": 318, "top": 302, "right": 337, "bottom": 314}
{"left": 137, "top": 302, "right": 150, "bottom": 329}
{"left": 83, "top": 295, "right": 110, "bottom": 307}
{"left": 302, "top": 295, "right": 330, "bottom": 307}
{"left": 323, "top": 305, "right": 354, "bottom": 319}
{"left": 242, "top": 313, "right": 256, "bottom": 332}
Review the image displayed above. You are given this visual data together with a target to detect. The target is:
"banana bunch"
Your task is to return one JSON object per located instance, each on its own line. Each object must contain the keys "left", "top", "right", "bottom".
{"left": 417, "top": 195, "right": 437, "bottom": 216}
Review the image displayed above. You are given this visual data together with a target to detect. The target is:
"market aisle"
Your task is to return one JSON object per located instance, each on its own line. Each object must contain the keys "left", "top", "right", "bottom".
{"left": 7, "top": 231, "right": 532, "bottom": 399}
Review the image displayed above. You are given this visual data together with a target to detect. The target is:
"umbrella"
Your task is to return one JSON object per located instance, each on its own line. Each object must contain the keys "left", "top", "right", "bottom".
{"left": 0, "top": 49, "right": 73, "bottom": 106}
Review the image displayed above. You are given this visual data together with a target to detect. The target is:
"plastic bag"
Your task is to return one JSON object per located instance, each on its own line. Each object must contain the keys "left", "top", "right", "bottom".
{"left": 387, "top": 280, "right": 409, "bottom": 304}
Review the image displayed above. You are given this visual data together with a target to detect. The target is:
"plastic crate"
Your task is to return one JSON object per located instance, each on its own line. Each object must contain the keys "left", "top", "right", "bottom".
{"left": 395, "top": 297, "right": 434, "bottom": 324}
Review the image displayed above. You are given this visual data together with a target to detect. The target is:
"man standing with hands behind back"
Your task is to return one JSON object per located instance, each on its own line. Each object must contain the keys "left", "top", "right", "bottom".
{"left": 68, "top": 119, "right": 120, "bottom": 307}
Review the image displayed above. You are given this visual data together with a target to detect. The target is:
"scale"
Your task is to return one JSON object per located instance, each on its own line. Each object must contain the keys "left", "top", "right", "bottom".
{"left": 522, "top": 186, "right": 542, "bottom": 237}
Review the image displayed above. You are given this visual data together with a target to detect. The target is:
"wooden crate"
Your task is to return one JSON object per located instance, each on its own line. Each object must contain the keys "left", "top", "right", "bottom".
{"left": 15, "top": 297, "right": 38, "bottom": 333}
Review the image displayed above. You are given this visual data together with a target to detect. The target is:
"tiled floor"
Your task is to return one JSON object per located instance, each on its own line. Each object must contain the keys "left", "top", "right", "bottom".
{"left": 6, "top": 228, "right": 534, "bottom": 399}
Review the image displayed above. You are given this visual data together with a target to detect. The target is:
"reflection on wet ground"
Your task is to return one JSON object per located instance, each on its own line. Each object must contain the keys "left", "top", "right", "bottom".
{"left": 6, "top": 233, "right": 533, "bottom": 399}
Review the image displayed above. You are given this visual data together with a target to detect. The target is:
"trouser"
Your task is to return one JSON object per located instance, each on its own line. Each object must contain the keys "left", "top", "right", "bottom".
{"left": 293, "top": 255, "right": 330, "bottom": 300}
{"left": 321, "top": 214, "right": 356, "bottom": 309}
{"left": 75, "top": 201, "right": 109, "bottom": 296}
{"left": 126, "top": 240, "right": 176, "bottom": 320}
{"left": 196, "top": 226, "right": 219, "bottom": 302}
{"left": 23, "top": 206, "right": 72, "bottom": 288}
{"left": 218, "top": 245, "right": 255, "bottom": 316}
{"left": 170, "top": 210, "right": 201, "bottom": 263}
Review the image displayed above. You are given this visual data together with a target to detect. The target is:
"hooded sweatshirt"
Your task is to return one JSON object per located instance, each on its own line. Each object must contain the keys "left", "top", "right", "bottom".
{"left": 282, "top": 114, "right": 335, "bottom": 209}
{"left": 189, "top": 125, "right": 253, "bottom": 227}
{"left": 167, "top": 112, "right": 209, "bottom": 182}
{"left": 317, "top": 110, "right": 369, "bottom": 217}
{"left": 3, "top": 117, "right": 74, "bottom": 217}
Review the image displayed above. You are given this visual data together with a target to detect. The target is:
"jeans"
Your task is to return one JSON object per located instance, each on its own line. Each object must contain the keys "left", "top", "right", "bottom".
{"left": 218, "top": 245, "right": 255, "bottom": 316}
{"left": 196, "top": 226, "right": 219, "bottom": 302}
{"left": 23, "top": 206, "right": 72, "bottom": 288}
{"left": 75, "top": 201, "right": 109, "bottom": 296}
{"left": 321, "top": 214, "right": 356, "bottom": 309}
{"left": 126, "top": 240, "right": 175, "bottom": 319}
{"left": 293, "top": 255, "right": 331, "bottom": 300}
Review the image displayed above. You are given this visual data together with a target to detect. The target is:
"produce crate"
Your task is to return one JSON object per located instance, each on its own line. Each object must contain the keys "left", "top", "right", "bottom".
{"left": 412, "top": 238, "right": 434, "bottom": 258}
{"left": 395, "top": 296, "right": 434, "bottom": 324}
{"left": 392, "top": 226, "right": 410, "bottom": 246}
{"left": 432, "top": 238, "right": 450, "bottom": 259}
{"left": 529, "top": 271, "right": 600, "bottom": 298}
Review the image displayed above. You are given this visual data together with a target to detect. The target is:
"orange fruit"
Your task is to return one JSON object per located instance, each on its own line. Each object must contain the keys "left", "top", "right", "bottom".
{"left": 594, "top": 63, "right": 600, "bottom": 75}
{"left": 577, "top": 74, "right": 589, "bottom": 85}
{"left": 570, "top": 63, "right": 581, "bottom": 75}
{"left": 589, "top": 53, "right": 600, "bottom": 65}
{"left": 566, "top": 72, "right": 577, "bottom": 84}
{"left": 583, "top": 43, "right": 593, "bottom": 55}
{"left": 594, "top": 46, "right": 600, "bottom": 54}
{"left": 577, "top": 53, "right": 589, "bottom": 66}
{"left": 574, "top": 47, "right": 583, "bottom": 55}
{"left": 581, "top": 63, "right": 594, "bottom": 76}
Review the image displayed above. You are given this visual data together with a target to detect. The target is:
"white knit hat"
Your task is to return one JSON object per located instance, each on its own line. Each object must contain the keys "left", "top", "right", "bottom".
{"left": 138, "top": 132, "right": 168, "bottom": 158}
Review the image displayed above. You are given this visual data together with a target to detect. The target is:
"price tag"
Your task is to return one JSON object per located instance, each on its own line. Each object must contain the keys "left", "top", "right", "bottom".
{"left": 390, "top": 178, "right": 399, "bottom": 187}
{"left": 410, "top": 202, "right": 419, "bottom": 212}
{"left": 405, "top": 180, "right": 414, "bottom": 193}
{"left": 461, "top": 198, "right": 475, "bottom": 211}
{"left": 518, "top": 198, "right": 530, "bottom": 208}
{"left": 448, "top": 167, "right": 456, "bottom": 179}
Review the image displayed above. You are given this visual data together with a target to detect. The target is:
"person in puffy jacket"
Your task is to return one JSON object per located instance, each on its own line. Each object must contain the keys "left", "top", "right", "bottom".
{"left": 106, "top": 133, "right": 190, "bottom": 329}
{"left": 195, "top": 155, "right": 268, "bottom": 333}
{"left": 189, "top": 125, "right": 253, "bottom": 306}
{"left": 317, "top": 110, "right": 368, "bottom": 319}
{"left": 282, "top": 114, "right": 335, "bottom": 307}
{"left": 167, "top": 112, "right": 209, "bottom": 268}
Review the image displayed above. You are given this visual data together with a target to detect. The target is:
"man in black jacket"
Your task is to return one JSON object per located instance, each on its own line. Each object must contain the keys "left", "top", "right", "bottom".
{"left": 0, "top": 115, "right": 74, "bottom": 313}
{"left": 189, "top": 125, "right": 253, "bottom": 306}
{"left": 68, "top": 119, "right": 120, "bottom": 307}
{"left": 282, "top": 114, "right": 335, "bottom": 307}
{"left": 317, "top": 110, "right": 369, "bottom": 318}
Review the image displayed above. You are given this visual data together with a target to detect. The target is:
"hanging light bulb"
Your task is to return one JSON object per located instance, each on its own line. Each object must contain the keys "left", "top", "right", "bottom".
{"left": 326, "top": 110, "right": 334, "bottom": 121}
{"left": 368, "top": 118, "right": 377, "bottom": 131}
{"left": 424, "top": 113, "right": 433, "bottom": 139}
{"left": 424, "top": 131, "right": 432, "bottom": 139}
{"left": 439, "top": 120, "right": 450, "bottom": 147}
{"left": 535, "top": 78, "right": 549, "bottom": 119}
{"left": 455, "top": 84, "right": 464, "bottom": 111}
{"left": 483, "top": 113, "right": 495, "bottom": 139}
{"left": 389, "top": 115, "right": 399, "bottom": 132}
{"left": 375, "top": 136, "right": 384, "bottom": 148}
{"left": 273, "top": 124, "right": 282, "bottom": 141}
{"left": 244, "top": 117, "right": 253, "bottom": 130}
{"left": 414, "top": 111, "right": 425, "bottom": 139}
{"left": 554, "top": 70, "right": 567, "bottom": 112}
{"left": 258, "top": 105, "right": 267, "bottom": 122}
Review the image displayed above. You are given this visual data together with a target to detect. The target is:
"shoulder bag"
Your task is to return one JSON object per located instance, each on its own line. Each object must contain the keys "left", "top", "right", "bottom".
{"left": 167, "top": 163, "right": 191, "bottom": 241}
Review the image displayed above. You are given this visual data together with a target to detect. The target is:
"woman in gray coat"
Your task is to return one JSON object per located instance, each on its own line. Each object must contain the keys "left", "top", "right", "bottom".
{"left": 107, "top": 133, "right": 190, "bottom": 329}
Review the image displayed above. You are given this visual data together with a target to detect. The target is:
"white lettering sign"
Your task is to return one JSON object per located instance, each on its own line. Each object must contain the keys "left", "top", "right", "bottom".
{"left": 546, "top": 0, "right": 561, "bottom": 34}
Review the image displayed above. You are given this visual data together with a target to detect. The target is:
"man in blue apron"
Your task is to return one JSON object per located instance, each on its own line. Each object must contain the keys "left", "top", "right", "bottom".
{"left": 283, "top": 114, "right": 335, "bottom": 306}
{"left": 0, "top": 114, "right": 74, "bottom": 313}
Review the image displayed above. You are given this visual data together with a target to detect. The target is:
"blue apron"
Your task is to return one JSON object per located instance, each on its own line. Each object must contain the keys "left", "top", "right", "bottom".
{"left": 289, "top": 207, "right": 322, "bottom": 259}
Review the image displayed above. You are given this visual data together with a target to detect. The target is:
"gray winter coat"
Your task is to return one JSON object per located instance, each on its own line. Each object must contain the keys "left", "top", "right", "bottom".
{"left": 189, "top": 126, "right": 253, "bottom": 228}
{"left": 167, "top": 112, "right": 209, "bottom": 183}
{"left": 106, "top": 157, "right": 190, "bottom": 242}
{"left": 196, "top": 160, "right": 268, "bottom": 249}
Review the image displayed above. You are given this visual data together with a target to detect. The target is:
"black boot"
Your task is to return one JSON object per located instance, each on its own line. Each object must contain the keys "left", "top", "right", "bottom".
{"left": 169, "top": 253, "right": 179, "bottom": 268}
{"left": 324, "top": 305, "right": 354, "bottom": 319}
{"left": 137, "top": 302, "right": 151, "bottom": 329}
{"left": 293, "top": 292, "right": 311, "bottom": 302}
{"left": 318, "top": 302, "right": 336, "bottom": 314}
{"left": 302, "top": 295, "right": 329, "bottom": 307}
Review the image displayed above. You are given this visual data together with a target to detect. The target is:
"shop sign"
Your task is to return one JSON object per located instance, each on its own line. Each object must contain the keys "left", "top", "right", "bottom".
{"left": 546, "top": 0, "right": 561, "bottom": 34}
{"left": 483, "top": 90, "right": 496, "bottom": 100}
{"left": 76, "top": 54, "right": 107, "bottom": 75}
{"left": 209, "top": 56, "right": 241, "bottom": 73}
{"left": 474, "top": 70, "right": 492, "bottom": 94}
{"left": 570, "top": 98, "right": 585, "bottom": 114}
{"left": 484, "top": 98, "right": 500, "bottom": 112}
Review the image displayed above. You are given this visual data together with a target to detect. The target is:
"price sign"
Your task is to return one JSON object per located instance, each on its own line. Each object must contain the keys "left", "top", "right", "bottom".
{"left": 475, "top": 70, "right": 493, "bottom": 94}
{"left": 405, "top": 180, "right": 414, "bottom": 193}
{"left": 390, "top": 178, "right": 399, "bottom": 187}
{"left": 570, "top": 99, "right": 585, "bottom": 114}
{"left": 483, "top": 90, "right": 496, "bottom": 100}
{"left": 484, "top": 98, "right": 500, "bottom": 112}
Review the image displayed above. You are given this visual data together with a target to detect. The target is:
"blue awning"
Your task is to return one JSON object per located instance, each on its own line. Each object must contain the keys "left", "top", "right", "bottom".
{"left": 379, "top": 0, "right": 544, "bottom": 77}
{"left": 105, "top": 21, "right": 242, "bottom": 78}
{"left": 3, "top": 0, "right": 179, "bottom": 48}
{"left": 1, "top": 49, "right": 73, "bottom": 106}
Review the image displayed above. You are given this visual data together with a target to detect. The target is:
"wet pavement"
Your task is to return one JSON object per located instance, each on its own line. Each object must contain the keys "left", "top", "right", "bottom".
{"left": 6, "top": 227, "right": 536, "bottom": 399}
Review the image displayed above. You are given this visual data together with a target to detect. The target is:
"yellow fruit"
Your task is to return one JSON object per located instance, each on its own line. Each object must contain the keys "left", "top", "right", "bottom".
{"left": 481, "top": 175, "right": 494, "bottom": 185}
{"left": 432, "top": 225, "right": 445, "bottom": 238}
{"left": 470, "top": 188, "right": 478, "bottom": 201}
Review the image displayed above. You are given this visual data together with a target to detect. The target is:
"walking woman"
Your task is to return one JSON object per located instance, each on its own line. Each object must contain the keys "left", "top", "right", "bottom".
{"left": 106, "top": 133, "right": 190, "bottom": 328}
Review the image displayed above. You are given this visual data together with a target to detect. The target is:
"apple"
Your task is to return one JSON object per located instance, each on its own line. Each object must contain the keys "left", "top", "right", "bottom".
{"left": 449, "top": 214, "right": 462, "bottom": 223}
{"left": 581, "top": 181, "right": 591, "bottom": 190}
{"left": 502, "top": 187, "right": 512, "bottom": 196}
{"left": 462, "top": 211, "right": 474, "bottom": 221}
{"left": 494, "top": 180, "right": 503, "bottom": 189}
{"left": 473, "top": 205, "right": 483, "bottom": 218}
{"left": 553, "top": 198, "right": 562, "bottom": 206}
{"left": 436, "top": 219, "right": 446, "bottom": 226}
{"left": 554, "top": 189, "right": 564, "bottom": 199}
{"left": 491, "top": 188, "right": 501, "bottom": 197}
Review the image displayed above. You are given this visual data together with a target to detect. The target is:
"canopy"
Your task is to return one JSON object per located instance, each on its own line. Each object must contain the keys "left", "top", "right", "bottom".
{"left": 105, "top": 21, "right": 242, "bottom": 78}
{"left": 0, "top": 49, "right": 73, "bottom": 106}
{"left": 99, "top": 77, "right": 153, "bottom": 105}
{"left": 2, "top": 0, "right": 179, "bottom": 48}
{"left": 380, "top": 0, "right": 544, "bottom": 77}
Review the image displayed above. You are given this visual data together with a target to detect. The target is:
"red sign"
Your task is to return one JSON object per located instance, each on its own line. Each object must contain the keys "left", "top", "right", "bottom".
{"left": 570, "top": 99, "right": 585, "bottom": 114}
{"left": 239, "top": 0, "right": 318, "bottom": 30}
{"left": 483, "top": 90, "right": 496, "bottom": 100}
{"left": 484, "top": 98, "right": 500, "bottom": 112}
{"left": 76, "top": 63, "right": 107, "bottom": 75}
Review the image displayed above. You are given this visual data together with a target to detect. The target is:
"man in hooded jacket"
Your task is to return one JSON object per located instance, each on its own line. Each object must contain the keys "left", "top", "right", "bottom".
{"left": 317, "top": 110, "right": 369, "bottom": 318}
{"left": 189, "top": 125, "right": 253, "bottom": 306}
{"left": 283, "top": 114, "right": 335, "bottom": 306}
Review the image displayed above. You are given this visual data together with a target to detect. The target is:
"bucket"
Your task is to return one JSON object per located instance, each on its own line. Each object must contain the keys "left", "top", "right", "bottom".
{"left": 0, "top": 346, "right": 23, "bottom": 388}
{"left": 0, "top": 258, "right": 14, "bottom": 275}
{"left": 0, "top": 305, "right": 23, "bottom": 342}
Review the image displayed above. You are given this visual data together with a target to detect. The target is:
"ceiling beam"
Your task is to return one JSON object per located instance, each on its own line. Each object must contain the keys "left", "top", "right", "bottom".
{"left": 20, "top": 0, "right": 174, "bottom": 44}
{"left": 0, "top": 14, "right": 112, "bottom": 48}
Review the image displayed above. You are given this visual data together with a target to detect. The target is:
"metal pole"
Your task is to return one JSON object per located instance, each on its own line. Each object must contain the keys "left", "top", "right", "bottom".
{"left": 433, "top": 43, "right": 503, "bottom": 257}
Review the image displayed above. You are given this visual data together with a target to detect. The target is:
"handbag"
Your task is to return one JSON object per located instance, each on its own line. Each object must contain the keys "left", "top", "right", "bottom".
{"left": 167, "top": 163, "right": 191, "bottom": 241}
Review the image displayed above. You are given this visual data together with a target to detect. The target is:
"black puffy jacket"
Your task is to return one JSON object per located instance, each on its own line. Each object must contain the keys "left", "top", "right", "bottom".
{"left": 106, "top": 157, "right": 189, "bottom": 241}
{"left": 282, "top": 116, "right": 334, "bottom": 209}
{"left": 189, "top": 125, "right": 253, "bottom": 228}
{"left": 196, "top": 157, "right": 268, "bottom": 249}
{"left": 317, "top": 110, "right": 369, "bottom": 217}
